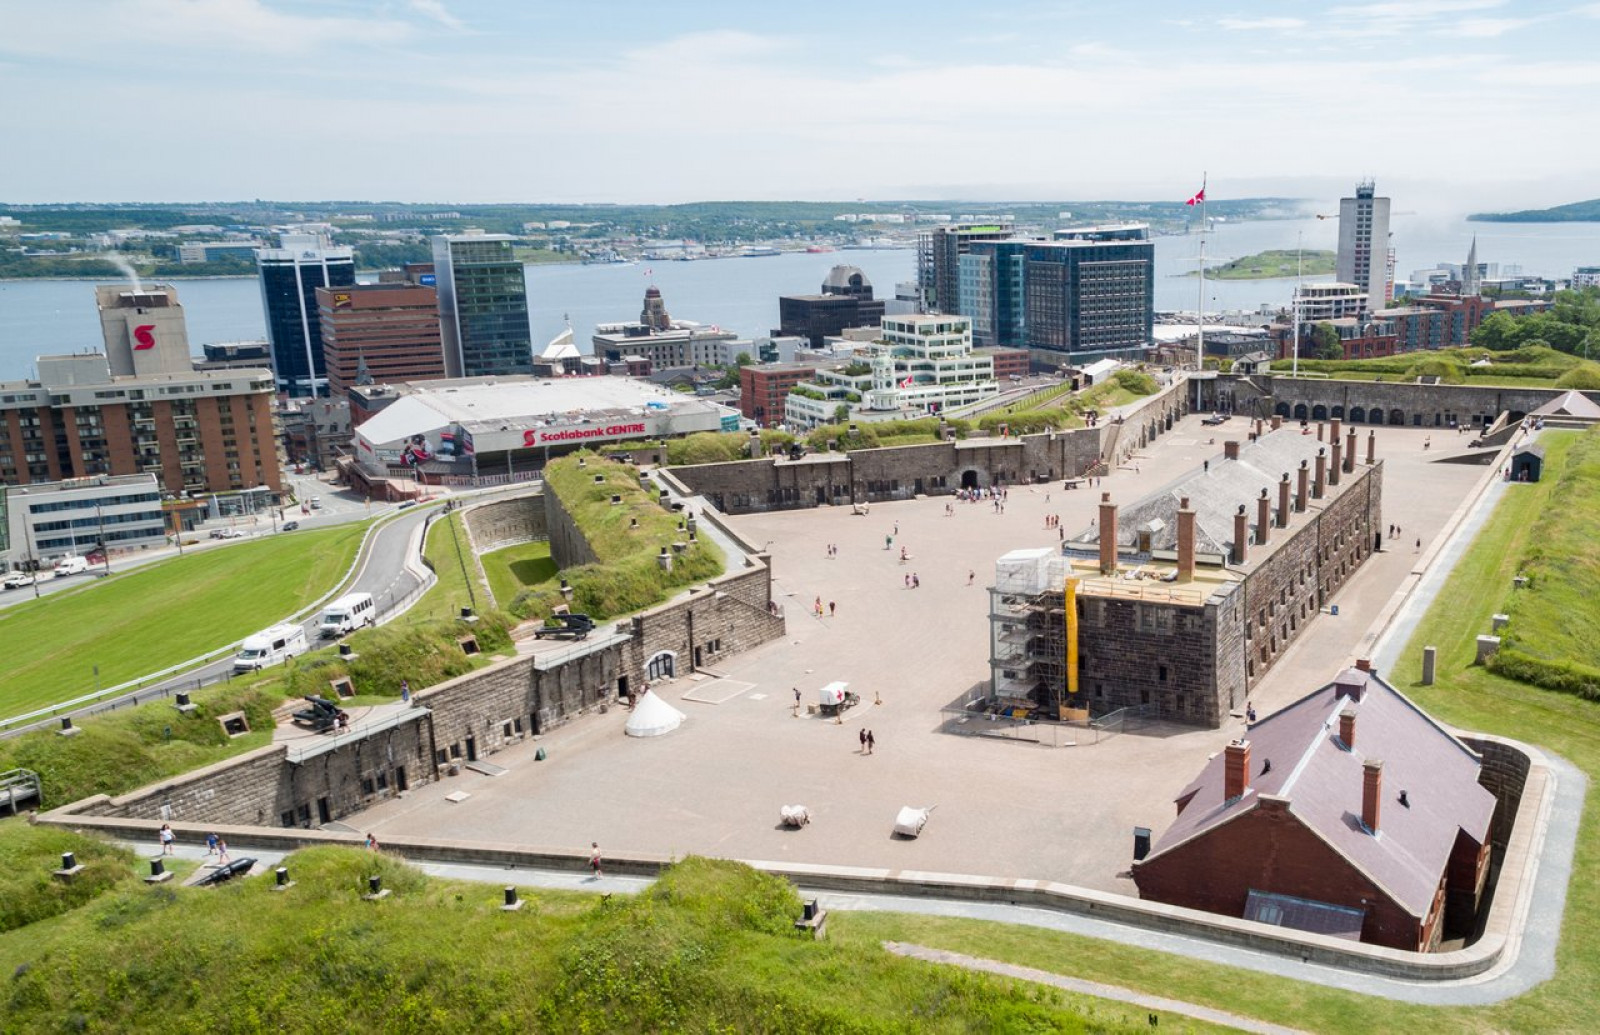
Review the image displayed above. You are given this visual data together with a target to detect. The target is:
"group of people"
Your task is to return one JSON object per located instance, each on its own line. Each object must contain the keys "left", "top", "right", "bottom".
{"left": 158, "top": 824, "right": 233, "bottom": 865}
{"left": 857, "top": 728, "right": 877, "bottom": 754}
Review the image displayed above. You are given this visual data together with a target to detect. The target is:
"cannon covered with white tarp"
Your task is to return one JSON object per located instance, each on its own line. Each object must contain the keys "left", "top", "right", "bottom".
{"left": 779, "top": 804, "right": 811, "bottom": 828}
{"left": 893, "top": 805, "right": 935, "bottom": 838}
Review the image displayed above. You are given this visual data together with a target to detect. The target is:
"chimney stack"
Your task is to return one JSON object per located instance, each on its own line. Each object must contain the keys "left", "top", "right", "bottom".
{"left": 1224, "top": 440, "right": 1241, "bottom": 461}
{"left": 1176, "top": 496, "right": 1196, "bottom": 582}
{"left": 1362, "top": 759, "right": 1384, "bottom": 833}
{"left": 1225, "top": 740, "right": 1251, "bottom": 800}
{"left": 1355, "top": 657, "right": 1372, "bottom": 672}
{"left": 1330, "top": 417, "right": 1342, "bottom": 441}
{"left": 1232, "top": 504, "right": 1249, "bottom": 565}
{"left": 1254, "top": 419, "right": 1264, "bottom": 438}
{"left": 1329, "top": 438, "right": 1343, "bottom": 486}
{"left": 1271, "top": 414, "right": 1283, "bottom": 431}
{"left": 1366, "top": 429, "right": 1376, "bottom": 465}
{"left": 1313, "top": 448, "right": 1327, "bottom": 499}
{"left": 1296, "top": 461, "right": 1309, "bottom": 512}
{"left": 1345, "top": 427, "right": 1358, "bottom": 473}
{"left": 1256, "top": 489, "right": 1271, "bottom": 546}
{"left": 1278, "top": 473, "right": 1291, "bottom": 528}
{"left": 1316, "top": 421, "right": 1325, "bottom": 442}
{"left": 1339, "top": 707, "right": 1356, "bottom": 750}
{"left": 1098, "top": 493, "right": 1118, "bottom": 575}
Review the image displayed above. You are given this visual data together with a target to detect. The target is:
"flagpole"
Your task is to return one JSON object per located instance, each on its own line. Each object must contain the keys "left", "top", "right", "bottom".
{"left": 1196, "top": 172, "right": 1207, "bottom": 372}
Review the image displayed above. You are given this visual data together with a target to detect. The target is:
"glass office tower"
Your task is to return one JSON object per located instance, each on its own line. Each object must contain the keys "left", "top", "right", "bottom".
{"left": 255, "top": 237, "right": 356, "bottom": 396}
{"left": 432, "top": 232, "right": 534, "bottom": 378}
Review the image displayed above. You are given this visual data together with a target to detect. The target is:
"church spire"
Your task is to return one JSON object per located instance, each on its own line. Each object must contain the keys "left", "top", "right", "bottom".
{"left": 1463, "top": 236, "right": 1481, "bottom": 296}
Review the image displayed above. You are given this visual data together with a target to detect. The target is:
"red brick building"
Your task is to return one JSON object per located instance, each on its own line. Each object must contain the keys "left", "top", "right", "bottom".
{"left": 1272, "top": 292, "right": 1551, "bottom": 362}
{"left": 1132, "top": 665, "right": 1494, "bottom": 951}
{"left": 976, "top": 347, "right": 1030, "bottom": 381}
{"left": 317, "top": 283, "right": 445, "bottom": 397}
{"left": 740, "top": 363, "right": 815, "bottom": 428}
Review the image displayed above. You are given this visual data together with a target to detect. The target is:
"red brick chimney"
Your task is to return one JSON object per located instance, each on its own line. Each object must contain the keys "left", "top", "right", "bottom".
{"left": 1362, "top": 758, "right": 1384, "bottom": 833}
{"left": 1256, "top": 489, "right": 1271, "bottom": 546}
{"left": 1271, "top": 414, "right": 1283, "bottom": 430}
{"left": 1313, "top": 448, "right": 1327, "bottom": 499}
{"left": 1355, "top": 657, "right": 1372, "bottom": 672}
{"left": 1225, "top": 740, "right": 1251, "bottom": 800}
{"left": 1339, "top": 707, "right": 1356, "bottom": 750}
{"left": 1232, "top": 505, "right": 1249, "bottom": 565}
{"left": 1176, "top": 496, "right": 1195, "bottom": 582}
{"left": 1254, "top": 419, "right": 1264, "bottom": 438}
{"left": 1329, "top": 438, "right": 1343, "bottom": 486}
{"left": 1316, "top": 421, "right": 1325, "bottom": 442}
{"left": 1345, "top": 427, "right": 1358, "bottom": 473}
{"left": 1330, "top": 417, "right": 1342, "bottom": 441}
{"left": 1277, "top": 473, "right": 1291, "bottom": 528}
{"left": 1099, "top": 492, "right": 1118, "bottom": 575}
{"left": 1366, "top": 429, "right": 1376, "bottom": 465}
{"left": 1296, "top": 461, "right": 1309, "bottom": 512}
{"left": 1224, "top": 440, "right": 1241, "bottom": 461}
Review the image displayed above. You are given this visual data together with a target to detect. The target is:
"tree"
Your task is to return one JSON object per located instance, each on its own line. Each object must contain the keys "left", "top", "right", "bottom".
{"left": 734, "top": 352, "right": 753, "bottom": 367}
{"left": 1312, "top": 322, "right": 1343, "bottom": 360}
{"left": 833, "top": 404, "right": 851, "bottom": 424}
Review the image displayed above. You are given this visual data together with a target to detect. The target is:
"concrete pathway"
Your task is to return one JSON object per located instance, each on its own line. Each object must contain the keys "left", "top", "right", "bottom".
{"left": 884, "top": 942, "right": 1307, "bottom": 1035}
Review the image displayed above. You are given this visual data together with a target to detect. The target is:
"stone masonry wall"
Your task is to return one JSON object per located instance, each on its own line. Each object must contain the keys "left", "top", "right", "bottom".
{"left": 1214, "top": 375, "right": 1598, "bottom": 429}
{"left": 674, "top": 382, "right": 1189, "bottom": 515}
{"left": 543, "top": 481, "right": 599, "bottom": 569}
{"left": 1462, "top": 735, "right": 1531, "bottom": 852}
{"left": 464, "top": 494, "right": 549, "bottom": 553}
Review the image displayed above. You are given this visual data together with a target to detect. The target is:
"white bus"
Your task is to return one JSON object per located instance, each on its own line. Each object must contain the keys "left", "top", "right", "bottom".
{"left": 318, "top": 592, "right": 375, "bottom": 638}
{"left": 233, "top": 623, "right": 308, "bottom": 672}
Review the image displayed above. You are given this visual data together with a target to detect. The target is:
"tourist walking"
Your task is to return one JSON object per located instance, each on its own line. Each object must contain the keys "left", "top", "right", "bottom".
{"left": 159, "top": 824, "right": 175, "bottom": 855}
{"left": 216, "top": 839, "right": 230, "bottom": 864}
{"left": 365, "top": 832, "right": 380, "bottom": 852}
{"left": 589, "top": 842, "right": 603, "bottom": 879}
{"left": 859, "top": 728, "right": 867, "bottom": 753}
{"left": 866, "top": 730, "right": 876, "bottom": 755}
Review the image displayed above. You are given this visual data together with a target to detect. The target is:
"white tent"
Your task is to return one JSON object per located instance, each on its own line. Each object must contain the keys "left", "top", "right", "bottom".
{"left": 625, "top": 692, "right": 687, "bottom": 738}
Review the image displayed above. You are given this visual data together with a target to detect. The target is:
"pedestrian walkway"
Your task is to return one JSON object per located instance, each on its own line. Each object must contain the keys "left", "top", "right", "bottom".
{"left": 883, "top": 942, "right": 1307, "bottom": 1035}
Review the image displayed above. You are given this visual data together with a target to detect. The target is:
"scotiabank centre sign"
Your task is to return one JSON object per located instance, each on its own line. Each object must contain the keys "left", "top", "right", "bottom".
{"left": 523, "top": 421, "right": 646, "bottom": 447}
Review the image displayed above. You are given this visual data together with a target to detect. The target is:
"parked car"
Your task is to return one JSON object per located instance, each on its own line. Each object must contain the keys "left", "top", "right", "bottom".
{"left": 281, "top": 521, "right": 300, "bottom": 532}
{"left": 3, "top": 571, "right": 38, "bottom": 590}
{"left": 309, "top": 497, "right": 322, "bottom": 510}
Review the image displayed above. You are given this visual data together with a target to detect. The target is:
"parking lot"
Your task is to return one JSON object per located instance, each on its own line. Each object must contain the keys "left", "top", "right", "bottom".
{"left": 360, "top": 415, "right": 1486, "bottom": 891}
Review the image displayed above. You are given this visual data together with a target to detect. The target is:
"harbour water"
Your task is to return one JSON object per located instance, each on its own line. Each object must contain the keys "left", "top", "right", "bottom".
{"left": 1, "top": 216, "right": 1595, "bottom": 382}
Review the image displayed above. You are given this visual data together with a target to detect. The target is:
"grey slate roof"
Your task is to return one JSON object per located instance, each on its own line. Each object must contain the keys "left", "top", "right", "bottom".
{"left": 1144, "top": 669, "right": 1495, "bottom": 919}
{"left": 1529, "top": 390, "right": 1600, "bottom": 418}
{"left": 1069, "top": 430, "right": 1335, "bottom": 557}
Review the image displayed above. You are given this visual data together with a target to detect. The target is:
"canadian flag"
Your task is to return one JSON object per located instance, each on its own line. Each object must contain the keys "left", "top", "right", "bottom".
{"left": 1185, "top": 186, "right": 1206, "bottom": 207}
{"left": 900, "top": 376, "right": 913, "bottom": 388}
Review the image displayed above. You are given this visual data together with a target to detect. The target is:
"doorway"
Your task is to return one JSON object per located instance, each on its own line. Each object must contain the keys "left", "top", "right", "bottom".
{"left": 465, "top": 736, "right": 477, "bottom": 762}
{"left": 960, "top": 470, "right": 979, "bottom": 490}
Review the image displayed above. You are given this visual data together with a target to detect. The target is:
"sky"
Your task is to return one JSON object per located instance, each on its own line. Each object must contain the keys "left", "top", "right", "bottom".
{"left": 2, "top": 0, "right": 1597, "bottom": 211}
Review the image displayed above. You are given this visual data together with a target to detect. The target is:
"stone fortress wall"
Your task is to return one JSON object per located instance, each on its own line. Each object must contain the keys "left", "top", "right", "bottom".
{"left": 1211, "top": 375, "right": 1599, "bottom": 429}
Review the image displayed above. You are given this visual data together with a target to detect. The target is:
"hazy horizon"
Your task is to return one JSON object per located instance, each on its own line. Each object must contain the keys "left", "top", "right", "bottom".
{"left": 4, "top": 2, "right": 1597, "bottom": 213}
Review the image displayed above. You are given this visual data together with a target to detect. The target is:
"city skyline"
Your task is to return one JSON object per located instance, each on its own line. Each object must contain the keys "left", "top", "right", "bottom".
{"left": 3, "top": 1, "right": 1597, "bottom": 211}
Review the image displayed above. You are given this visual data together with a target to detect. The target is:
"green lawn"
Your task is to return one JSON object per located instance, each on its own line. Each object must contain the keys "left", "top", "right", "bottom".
{"left": 481, "top": 539, "right": 557, "bottom": 609}
{"left": 0, "top": 525, "right": 364, "bottom": 720}
{"left": 831, "top": 427, "right": 1600, "bottom": 1033}
{"left": 0, "top": 847, "right": 1180, "bottom": 1033}
{"left": 405, "top": 512, "right": 488, "bottom": 624}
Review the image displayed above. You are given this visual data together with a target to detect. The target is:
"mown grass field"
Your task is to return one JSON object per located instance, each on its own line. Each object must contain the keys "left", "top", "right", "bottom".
{"left": 0, "top": 842, "right": 1191, "bottom": 1033}
{"left": 0, "top": 525, "right": 364, "bottom": 720}
{"left": 836, "top": 428, "right": 1600, "bottom": 1034}
{"left": 405, "top": 511, "right": 487, "bottom": 624}
{"left": 481, "top": 539, "right": 557, "bottom": 610}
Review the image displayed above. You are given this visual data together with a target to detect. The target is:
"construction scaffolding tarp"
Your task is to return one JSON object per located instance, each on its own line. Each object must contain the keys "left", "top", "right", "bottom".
{"left": 993, "top": 548, "right": 1062, "bottom": 595}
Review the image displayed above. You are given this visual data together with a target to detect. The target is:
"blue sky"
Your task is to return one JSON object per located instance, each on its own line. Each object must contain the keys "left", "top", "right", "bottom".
{"left": 2, "top": 0, "right": 1596, "bottom": 209}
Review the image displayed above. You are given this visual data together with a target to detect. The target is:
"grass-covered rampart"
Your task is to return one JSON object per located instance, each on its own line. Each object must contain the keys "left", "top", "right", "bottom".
{"left": 0, "top": 846, "right": 1162, "bottom": 1032}
{"left": 510, "top": 453, "right": 723, "bottom": 621}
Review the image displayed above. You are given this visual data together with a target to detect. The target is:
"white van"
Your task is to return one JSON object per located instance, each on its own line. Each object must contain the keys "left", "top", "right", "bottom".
{"left": 318, "top": 592, "right": 375, "bottom": 638}
{"left": 233, "top": 623, "right": 308, "bottom": 672}
{"left": 53, "top": 556, "right": 89, "bottom": 578}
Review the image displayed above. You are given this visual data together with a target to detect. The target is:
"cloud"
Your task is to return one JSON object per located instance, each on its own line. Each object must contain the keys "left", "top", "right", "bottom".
{"left": 407, "top": 0, "right": 464, "bottom": 32}
{"left": 1218, "top": 17, "right": 1307, "bottom": 31}
{"left": 1437, "top": 17, "right": 1534, "bottom": 36}
{"left": 1329, "top": 0, "right": 1505, "bottom": 16}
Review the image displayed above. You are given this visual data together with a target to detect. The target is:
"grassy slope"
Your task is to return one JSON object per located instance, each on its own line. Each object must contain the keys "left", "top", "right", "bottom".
{"left": 838, "top": 429, "right": 1600, "bottom": 1034}
{"left": 0, "top": 526, "right": 364, "bottom": 718}
{"left": 0, "top": 847, "right": 1195, "bottom": 1034}
{"left": 405, "top": 512, "right": 487, "bottom": 624}
{"left": 481, "top": 539, "right": 556, "bottom": 610}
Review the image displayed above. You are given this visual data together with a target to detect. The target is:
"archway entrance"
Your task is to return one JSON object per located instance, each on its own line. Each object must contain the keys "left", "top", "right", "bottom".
{"left": 960, "top": 470, "right": 980, "bottom": 491}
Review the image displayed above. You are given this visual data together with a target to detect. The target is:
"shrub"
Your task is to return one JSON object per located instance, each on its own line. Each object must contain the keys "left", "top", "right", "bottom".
{"left": 1487, "top": 648, "right": 1600, "bottom": 701}
{"left": 1111, "top": 368, "right": 1159, "bottom": 395}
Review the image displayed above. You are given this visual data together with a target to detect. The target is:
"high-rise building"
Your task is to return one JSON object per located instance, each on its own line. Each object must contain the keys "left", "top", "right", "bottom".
{"left": 432, "top": 231, "right": 534, "bottom": 378}
{"left": 965, "top": 225, "right": 1154, "bottom": 363}
{"left": 316, "top": 282, "right": 445, "bottom": 397}
{"left": 775, "top": 265, "right": 886, "bottom": 347}
{"left": 916, "top": 222, "right": 1015, "bottom": 313}
{"left": 255, "top": 237, "right": 356, "bottom": 397}
{"left": 97, "top": 284, "right": 193, "bottom": 377}
{"left": 1337, "top": 181, "right": 1392, "bottom": 309}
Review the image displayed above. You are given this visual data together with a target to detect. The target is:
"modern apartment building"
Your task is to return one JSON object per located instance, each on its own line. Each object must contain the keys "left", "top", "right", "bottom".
{"left": 255, "top": 237, "right": 357, "bottom": 396}
{"left": 1336, "top": 181, "right": 1392, "bottom": 309}
{"left": 1293, "top": 282, "right": 1369, "bottom": 322}
{"left": 775, "top": 265, "right": 886, "bottom": 347}
{"left": 97, "top": 284, "right": 194, "bottom": 377}
{"left": 916, "top": 222, "right": 1015, "bottom": 313}
{"left": 315, "top": 282, "right": 445, "bottom": 397}
{"left": 432, "top": 231, "right": 534, "bottom": 378}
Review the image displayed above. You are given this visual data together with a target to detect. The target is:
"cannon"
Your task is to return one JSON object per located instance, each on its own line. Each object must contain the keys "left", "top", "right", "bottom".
{"left": 292, "top": 696, "right": 340, "bottom": 732}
